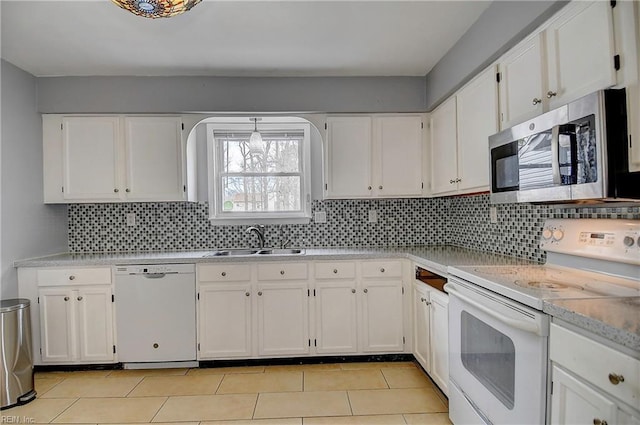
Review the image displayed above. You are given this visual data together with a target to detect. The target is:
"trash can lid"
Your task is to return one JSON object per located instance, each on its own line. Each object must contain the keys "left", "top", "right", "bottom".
{"left": 0, "top": 298, "right": 31, "bottom": 312}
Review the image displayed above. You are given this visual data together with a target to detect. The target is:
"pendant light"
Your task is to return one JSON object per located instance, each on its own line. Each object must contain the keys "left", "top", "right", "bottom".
{"left": 249, "top": 118, "right": 264, "bottom": 154}
{"left": 111, "top": 0, "right": 201, "bottom": 19}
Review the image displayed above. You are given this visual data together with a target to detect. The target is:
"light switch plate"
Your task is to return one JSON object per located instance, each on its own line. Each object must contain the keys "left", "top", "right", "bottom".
{"left": 368, "top": 210, "right": 378, "bottom": 223}
{"left": 126, "top": 213, "right": 136, "bottom": 226}
{"left": 489, "top": 206, "right": 498, "bottom": 224}
{"left": 314, "top": 211, "right": 327, "bottom": 223}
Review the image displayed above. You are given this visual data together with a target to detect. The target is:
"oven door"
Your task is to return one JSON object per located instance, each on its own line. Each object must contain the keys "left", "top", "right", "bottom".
{"left": 446, "top": 278, "right": 549, "bottom": 425}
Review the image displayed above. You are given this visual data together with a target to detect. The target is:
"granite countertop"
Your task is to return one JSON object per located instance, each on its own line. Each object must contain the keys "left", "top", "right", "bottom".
{"left": 544, "top": 297, "right": 640, "bottom": 352}
{"left": 13, "top": 245, "right": 532, "bottom": 270}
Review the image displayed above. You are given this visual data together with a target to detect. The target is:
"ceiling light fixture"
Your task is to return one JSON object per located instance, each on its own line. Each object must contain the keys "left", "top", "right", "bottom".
{"left": 111, "top": 0, "right": 201, "bottom": 19}
{"left": 249, "top": 118, "right": 264, "bottom": 154}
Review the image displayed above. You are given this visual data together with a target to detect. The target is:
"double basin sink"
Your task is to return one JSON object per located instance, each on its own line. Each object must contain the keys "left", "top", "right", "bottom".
{"left": 202, "top": 248, "right": 304, "bottom": 257}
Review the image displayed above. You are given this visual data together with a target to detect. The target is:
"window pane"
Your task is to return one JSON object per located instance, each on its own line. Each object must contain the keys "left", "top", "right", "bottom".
{"left": 221, "top": 176, "right": 301, "bottom": 212}
{"left": 219, "top": 135, "right": 301, "bottom": 174}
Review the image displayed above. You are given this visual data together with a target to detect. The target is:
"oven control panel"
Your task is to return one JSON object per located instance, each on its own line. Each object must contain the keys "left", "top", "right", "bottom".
{"left": 540, "top": 219, "right": 640, "bottom": 265}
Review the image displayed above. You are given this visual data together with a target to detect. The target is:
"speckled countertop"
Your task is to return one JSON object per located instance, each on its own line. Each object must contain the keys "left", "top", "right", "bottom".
{"left": 544, "top": 297, "right": 640, "bottom": 352}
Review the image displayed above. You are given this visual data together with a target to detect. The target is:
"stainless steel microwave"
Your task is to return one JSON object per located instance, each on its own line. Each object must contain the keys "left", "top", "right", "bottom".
{"left": 489, "top": 89, "right": 640, "bottom": 204}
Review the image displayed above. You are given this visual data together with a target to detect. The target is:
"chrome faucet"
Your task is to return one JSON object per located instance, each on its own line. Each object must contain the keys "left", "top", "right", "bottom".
{"left": 246, "top": 225, "right": 266, "bottom": 248}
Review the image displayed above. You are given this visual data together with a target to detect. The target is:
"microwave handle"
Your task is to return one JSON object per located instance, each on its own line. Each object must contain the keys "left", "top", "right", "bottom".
{"left": 551, "top": 125, "right": 561, "bottom": 185}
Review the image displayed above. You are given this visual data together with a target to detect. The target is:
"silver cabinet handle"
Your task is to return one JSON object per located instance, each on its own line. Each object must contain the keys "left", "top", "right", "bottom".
{"left": 333, "top": 269, "right": 338, "bottom": 274}
{"left": 351, "top": 289, "right": 356, "bottom": 293}
{"left": 532, "top": 97, "right": 542, "bottom": 105}
{"left": 69, "top": 275, "right": 75, "bottom": 281}
{"left": 450, "top": 179, "right": 455, "bottom": 184}
{"left": 593, "top": 419, "right": 608, "bottom": 425}
{"left": 221, "top": 272, "right": 227, "bottom": 277}
{"left": 114, "top": 188, "right": 119, "bottom": 193}
{"left": 245, "top": 292, "right": 250, "bottom": 297}
{"left": 77, "top": 296, "right": 83, "bottom": 301}
{"left": 608, "top": 373, "right": 624, "bottom": 385}
{"left": 363, "top": 288, "right": 368, "bottom": 293}
{"left": 258, "top": 291, "right": 263, "bottom": 296}
{"left": 455, "top": 178, "right": 461, "bottom": 183}
{"left": 64, "top": 296, "right": 69, "bottom": 301}
{"left": 547, "top": 90, "right": 557, "bottom": 98}
{"left": 280, "top": 270, "right": 285, "bottom": 275}
{"left": 420, "top": 297, "right": 426, "bottom": 302}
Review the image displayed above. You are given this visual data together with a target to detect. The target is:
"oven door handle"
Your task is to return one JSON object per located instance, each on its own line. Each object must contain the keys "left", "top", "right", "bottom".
{"left": 447, "top": 286, "right": 541, "bottom": 335}
{"left": 551, "top": 124, "right": 561, "bottom": 185}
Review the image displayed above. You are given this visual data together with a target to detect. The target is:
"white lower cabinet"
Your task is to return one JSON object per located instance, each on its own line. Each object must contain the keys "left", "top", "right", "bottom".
{"left": 549, "top": 322, "right": 640, "bottom": 425}
{"left": 412, "top": 280, "right": 449, "bottom": 395}
{"left": 38, "top": 285, "right": 114, "bottom": 364}
{"left": 314, "top": 281, "right": 358, "bottom": 354}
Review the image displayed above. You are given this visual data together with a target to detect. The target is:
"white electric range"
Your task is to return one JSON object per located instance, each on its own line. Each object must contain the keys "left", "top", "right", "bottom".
{"left": 446, "top": 219, "right": 640, "bottom": 425}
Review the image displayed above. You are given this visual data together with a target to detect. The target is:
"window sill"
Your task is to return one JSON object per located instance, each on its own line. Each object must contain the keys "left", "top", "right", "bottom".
{"left": 209, "top": 216, "right": 311, "bottom": 226}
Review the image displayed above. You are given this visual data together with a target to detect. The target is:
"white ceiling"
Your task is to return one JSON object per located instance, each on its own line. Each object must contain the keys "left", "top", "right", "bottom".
{"left": 1, "top": 0, "right": 491, "bottom": 77}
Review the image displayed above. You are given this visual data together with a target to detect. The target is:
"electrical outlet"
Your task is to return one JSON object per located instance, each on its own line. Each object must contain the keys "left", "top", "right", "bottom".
{"left": 368, "top": 210, "right": 378, "bottom": 223}
{"left": 314, "top": 211, "right": 327, "bottom": 223}
{"left": 126, "top": 213, "right": 136, "bottom": 226}
{"left": 489, "top": 206, "right": 498, "bottom": 224}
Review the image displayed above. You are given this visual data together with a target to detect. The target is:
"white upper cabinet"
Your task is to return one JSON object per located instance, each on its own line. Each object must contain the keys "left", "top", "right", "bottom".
{"left": 498, "top": 34, "right": 545, "bottom": 129}
{"left": 497, "top": 1, "right": 618, "bottom": 129}
{"left": 325, "top": 116, "right": 372, "bottom": 198}
{"left": 44, "top": 115, "right": 186, "bottom": 203}
{"left": 124, "top": 117, "right": 185, "bottom": 201}
{"left": 62, "top": 117, "right": 121, "bottom": 201}
{"left": 431, "top": 66, "right": 498, "bottom": 196}
{"left": 324, "top": 114, "right": 424, "bottom": 199}
{"left": 545, "top": 1, "right": 616, "bottom": 109}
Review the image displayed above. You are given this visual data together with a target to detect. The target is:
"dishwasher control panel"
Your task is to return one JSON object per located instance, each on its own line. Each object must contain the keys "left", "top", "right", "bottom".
{"left": 115, "top": 264, "right": 195, "bottom": 275}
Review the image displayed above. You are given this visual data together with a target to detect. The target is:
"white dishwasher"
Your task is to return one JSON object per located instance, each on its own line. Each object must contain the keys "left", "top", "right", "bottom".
{"left": 114, "top": 264, "right": 197, "bottom": 367}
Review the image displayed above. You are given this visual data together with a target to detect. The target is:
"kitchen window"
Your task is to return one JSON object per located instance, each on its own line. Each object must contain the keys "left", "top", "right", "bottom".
{"left": 207, "top": 121, "right": 312, "bottom": 224}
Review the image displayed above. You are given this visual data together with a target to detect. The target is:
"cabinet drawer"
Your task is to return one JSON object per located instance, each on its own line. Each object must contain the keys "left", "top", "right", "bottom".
{"left": 37, "top": 267, "right": 112, "bottom": 286}
{"left": 257, "top": 263, "right": 308, "bottom": 281}
{"left": 315, "top": 262, "right": 356, "bottom": 280}
{"left": 361, "top": 261, "right": 403, "bottom": 278}
{"left": 550, "top": 323, "right": 640, "bottom": 409}
{"left": 199, "top": 264, "right": 252, "bottom": 282}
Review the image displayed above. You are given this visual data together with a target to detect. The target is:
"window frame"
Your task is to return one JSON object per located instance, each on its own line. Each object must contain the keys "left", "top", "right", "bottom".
{"left": 207, "top": 121, "right": 312, "bottom": 224}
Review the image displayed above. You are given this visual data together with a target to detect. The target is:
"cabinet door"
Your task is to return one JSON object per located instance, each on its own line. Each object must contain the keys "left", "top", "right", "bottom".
{"left": 498, "top": 34, "right": 545, "bottom": 129}
{"left": 413, "top": 285, "right": 430, "bottom": 373}
{"left": 550, "top": 365, "right": 618, "bottom": 425}
{"left": 429, "top": 290, "right": 449, "bottom": 396}
{"left": 39, "top": 288, "right": 75, "bottom": 362}
{"left": 361, "top": 280, "right": 404, "bottom": 353}
{"left": 430, "top": 97, "right": 459, "bottom": 195}
{"left": 76, "top": 287, "right": 114, "bottom": 362}
{"left": 314, "top": 282, "right": 358, "bottom": 354}
{"left": 257, "top": 282, "right": 310, "bottom": 356}
{"left": 374, "top": 115, "right": 423, "bottom": 197}
{"left": 62, "top": 116, "right": 121, "bottom": 200}
{"left": 325, "top": 116, "right": 372, "bottom": 198}
{"left": 456, "top": 66, "right": 498, "bottom": 193}
{"left": 546, "top": 1, "right": 616, "bottom": 108}
{"left": 198, "top": 284, "right": 252, "bottom": 359}
{"left": 124, "top": 117, "right": 185, "bottom": 201}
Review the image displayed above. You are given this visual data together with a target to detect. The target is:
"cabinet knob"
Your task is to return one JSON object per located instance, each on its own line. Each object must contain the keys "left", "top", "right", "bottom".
{"left": 153, "top": 343, "right": 159, "bottom": 349}
{"left": 69, "top": 275, "right": 75, "bottom": 281}
{"left": 378, "top": 185, "right": 383, "bottom": 190}
{"left": 333, "top": 269, "right": 338, "bottom": 274}
{"left": 114, "top": 188, "right": 119, "bottom": 193}
{"left": 546, "top": 90, "right": 557, "bottom": 98}
{"left": 421, "top": 297, "right": 426, "bottom": 302}
{"left": 280, "top": 270, "right": 285, "bottom": 275}
{"left": 245, "top": 292, "right": 250, "bottom": 297}
{"left": 450, "top": 179, "right": 455, "bottom": 184}
{"left": 367, "top": 186, "right": 372, "bottom": 190}
{"left": 364, "top": 288, "right": 368, "bottom": 293}
{"left": 593, "top": 419, "right": 608, "bottom": 425}
{"left": 64, "top": 296, "right": 69, "bottom": 301}
{"left": 380, "top": 268, "right": 385, "bottom": 273}
{"left": 258, "top": 291, "right": 263, "bottom": 296}
{"left": 221, "top": 272, "right": 227, "bottom": 277}
{"left": 77, "top": 296, "right": 83, "bottom": 301}
{"left": 455, "top": 178, "right": 461, "bottom": 183}
{"left": 351, "top": 289, "right": 356, "bottom": 293}
{"left": 532, "top": 97, "right": 542, "bottom": 105}
{"left": 125, "top": 188, "right": 130, "bottom": 193}
{"left": 608, "top": 373, "right": 624, "bottom": 385}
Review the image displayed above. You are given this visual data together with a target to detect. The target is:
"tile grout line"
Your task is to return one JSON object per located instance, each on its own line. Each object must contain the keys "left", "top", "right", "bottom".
{"left": 380, "top": 368, "right": 391, "bottom": 389}
{"left": 46, "top": 396, "right": 81, "bottom": 424}
{"left": 123, "top": 376, "right": 145, "bottom": 397}
{"left": 251, "top": 391, "right": 260, "bottom": 419}
{"left": 148, "top": 395, "right": 170, "bottom": 423}
{"left": 345, "top": 388, "right": 354, "bottom": 417}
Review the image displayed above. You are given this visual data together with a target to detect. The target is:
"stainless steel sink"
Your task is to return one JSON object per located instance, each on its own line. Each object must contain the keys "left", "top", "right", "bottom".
{"left": 202, "top": 248, "right": 304, "bottom": 257}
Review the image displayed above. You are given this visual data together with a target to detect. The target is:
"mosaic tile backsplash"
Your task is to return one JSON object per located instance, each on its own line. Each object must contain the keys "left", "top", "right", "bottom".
{"left": 68, "top": 194, "right": 640, "bottom": 262}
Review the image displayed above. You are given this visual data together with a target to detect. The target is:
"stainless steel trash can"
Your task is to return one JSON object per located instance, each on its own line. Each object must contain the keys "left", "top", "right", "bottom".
{"left": 1, "top": 299, "right": 36, "bottom": 409}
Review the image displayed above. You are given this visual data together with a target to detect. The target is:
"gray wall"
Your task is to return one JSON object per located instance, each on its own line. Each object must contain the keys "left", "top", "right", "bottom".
{"left": 37, "top": 76, "right": 426, "bottom": 114}
{"left": 425, "top": 0, "right": 568, "bottom": 110}
{"left": 1, "top": 60, "right": 68, "bottom": 298}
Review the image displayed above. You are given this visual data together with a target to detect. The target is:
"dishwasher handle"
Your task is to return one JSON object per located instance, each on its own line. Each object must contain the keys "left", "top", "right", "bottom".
{"left": 143, "top": 273, "right": 167, "bottom": 279}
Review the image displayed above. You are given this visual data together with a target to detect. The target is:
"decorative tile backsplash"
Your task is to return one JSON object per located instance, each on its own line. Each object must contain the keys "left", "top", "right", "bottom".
{"left": 68, "top": 194, "right": 639, "bottom": 262}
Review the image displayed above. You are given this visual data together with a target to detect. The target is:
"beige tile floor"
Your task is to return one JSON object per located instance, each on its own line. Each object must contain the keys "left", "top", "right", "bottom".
{"left": 6, "top": 361, "right": 451, "bottom": 424}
